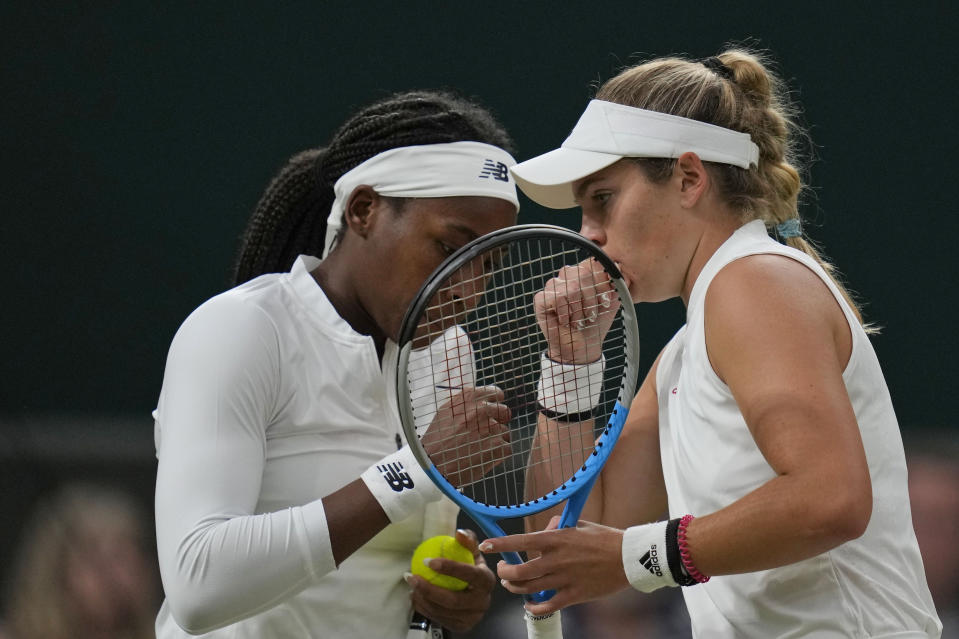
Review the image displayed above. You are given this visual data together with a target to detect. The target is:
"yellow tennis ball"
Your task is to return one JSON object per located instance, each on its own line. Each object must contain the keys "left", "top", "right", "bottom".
{"left": 410, "top": 535, "right": 474, "bottom": 591}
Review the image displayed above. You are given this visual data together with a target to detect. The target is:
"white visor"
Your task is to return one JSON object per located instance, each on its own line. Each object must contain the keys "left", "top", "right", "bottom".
{"left": 324, "top": 141, "right": 519, "bottom": 257}
{"left": 510, "top": 100, "right": 760, "bottom": 209}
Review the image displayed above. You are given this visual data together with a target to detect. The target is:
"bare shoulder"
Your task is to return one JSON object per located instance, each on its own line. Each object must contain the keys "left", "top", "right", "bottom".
{"left": 706, "top": 253, "right": 838, "bottom": 319}
{"left": 703, "top": 253, "right": 851, "bottom": 383}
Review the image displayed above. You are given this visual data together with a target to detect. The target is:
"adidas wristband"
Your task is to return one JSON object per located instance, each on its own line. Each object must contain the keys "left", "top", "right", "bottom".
{"left": 622, "top": 519, "right": 698, "bottom": 592}
{"left": 536, "top": 353, "right": 605, "bottom": 415}
{"left": 361, "top": 446, "right": 441, "bottom": 523}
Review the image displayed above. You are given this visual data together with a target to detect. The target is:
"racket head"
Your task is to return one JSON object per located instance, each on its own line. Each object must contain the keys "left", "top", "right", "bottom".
{"left": 395, "top": 224, "right": 639, "bottom": 522}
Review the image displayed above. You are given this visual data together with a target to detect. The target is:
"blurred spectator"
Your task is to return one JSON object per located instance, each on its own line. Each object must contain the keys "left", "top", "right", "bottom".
{"left": 564, "top": 587, "right": 691, "bottom": 638}
{"left": 908, "top": 439, "right": 959, "bottom": 638}
{"left": 1, "top": 483, "right": 159, "bottom": 639}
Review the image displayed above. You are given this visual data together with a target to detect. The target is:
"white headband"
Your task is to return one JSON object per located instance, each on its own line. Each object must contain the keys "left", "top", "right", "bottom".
{"left": 510, "top": 99, "right": 761, "bottom": 209}
{"left": 323, "top": 141, "right": 519, "bottom": 257}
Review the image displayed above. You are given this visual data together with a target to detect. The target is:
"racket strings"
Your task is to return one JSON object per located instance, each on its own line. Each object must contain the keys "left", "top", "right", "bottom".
{"left": 406, "top": 238, "right": 630, "bottom": 507}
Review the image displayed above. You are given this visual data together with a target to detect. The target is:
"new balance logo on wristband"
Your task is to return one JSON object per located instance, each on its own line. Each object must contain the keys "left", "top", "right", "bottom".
{"left": 377, "top": 462, "right": 415, "bottom": 492}
{"left": 479, "top": 159, "right": 509, "bottom": 181}
{"left": 640, "top": 545, "right": 664, "bottom": 577}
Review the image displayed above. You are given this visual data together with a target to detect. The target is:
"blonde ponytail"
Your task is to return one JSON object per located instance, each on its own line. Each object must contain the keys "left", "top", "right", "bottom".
{"left": 596, "top": 47, "right": 871, "bottom": 328}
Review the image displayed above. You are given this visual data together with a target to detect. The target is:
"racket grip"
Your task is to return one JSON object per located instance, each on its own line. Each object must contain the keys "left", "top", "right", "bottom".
{"left": 524, "top": 589, "right": 556, "bottom": 604}
{"left": 504, "top": 551, "right": 555, "bottom": 608}
{"left": 525, "top": 609, "right": 562, "bottom": 638}
{"left": 408, "top": 612, "right": 443, "bottom": 639}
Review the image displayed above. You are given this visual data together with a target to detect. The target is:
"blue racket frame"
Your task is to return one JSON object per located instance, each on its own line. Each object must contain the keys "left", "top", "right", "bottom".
{"left": 417, "top": 400, "right": 630, "bottom": 602}
{"left": 395, "top": 224, "right": 639, "bottom": 604}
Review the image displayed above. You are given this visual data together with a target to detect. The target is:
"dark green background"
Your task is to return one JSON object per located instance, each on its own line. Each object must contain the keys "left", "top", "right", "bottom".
{"left": 1, "top": 1, "right": 955, "bottom": 629}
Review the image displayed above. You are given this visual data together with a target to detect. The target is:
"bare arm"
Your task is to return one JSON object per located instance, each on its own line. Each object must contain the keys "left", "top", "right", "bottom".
{"left": 523, "top": 350, "right": 667, "bottom": 535}
{"left": 587, "top": 349, "right": 667, "bottom": 529}
{"left": 523, "top": 412, "right": 595, "bottom": 534}
{"left": 525, "top": 258, "right": 666, "bottom": 532}
{"left": 681, "top": 254, "right": 870, "bottom": 575}
{"left": 323, "top": 481, "right": 390, "bottom": 565}
{"left": 487, "top": 255, "right": 871, "bottom": 613}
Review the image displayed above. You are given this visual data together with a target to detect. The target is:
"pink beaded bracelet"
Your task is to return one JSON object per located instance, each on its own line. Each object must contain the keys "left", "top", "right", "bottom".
{"left": 677, "top": 514, "right": 710, "bottom": 584}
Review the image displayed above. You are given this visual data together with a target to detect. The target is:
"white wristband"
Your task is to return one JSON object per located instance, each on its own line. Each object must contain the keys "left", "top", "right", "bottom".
{"left": 361, "top": 446, "right": 441, "bottom": 523}
{"left": 536, "top": 353, "right": 605, "bottom": 414}
{"left": 622, "top": 521, "right": 679, "bottom": 593}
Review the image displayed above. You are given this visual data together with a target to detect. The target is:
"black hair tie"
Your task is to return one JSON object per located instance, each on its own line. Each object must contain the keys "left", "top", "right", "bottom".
{"left": 702, "top": 56, "right": 734, "bottom": 81}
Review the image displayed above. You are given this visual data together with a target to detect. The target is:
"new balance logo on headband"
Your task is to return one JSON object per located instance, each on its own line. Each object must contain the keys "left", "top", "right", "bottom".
{"left": 640, "top": 546, "right": 664, "bottom": 577}
{"left": 479, "top": 159, "right": 509, "bottom": 182}
{"left": 377, "top": 462, "right": 415, "bottom": 492}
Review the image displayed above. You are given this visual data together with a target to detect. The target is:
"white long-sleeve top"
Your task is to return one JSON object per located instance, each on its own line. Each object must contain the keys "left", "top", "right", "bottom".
{"left": 153, "top": 255, "right": 460, "bottom": 638}
{"left": 657, "top": 220, "right": 941, "bottom": 638}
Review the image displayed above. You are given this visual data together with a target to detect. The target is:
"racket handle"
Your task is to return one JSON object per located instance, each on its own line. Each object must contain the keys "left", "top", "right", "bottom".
{"left": 525, "top": 609, "right": 563, "bottom": 639}
{"left": 408, "top": 612, "right": 444, "bottom": 639}
{"left": 504, "top": 551, "right": 556, "bottom": 603}
{"left": 525, "top": 589, "right": 556, "bottom": 603}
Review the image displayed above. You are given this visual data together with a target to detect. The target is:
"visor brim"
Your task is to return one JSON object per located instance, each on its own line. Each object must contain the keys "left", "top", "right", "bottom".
{"left": 509, "top": 148, "right": 623, "bottom": 209}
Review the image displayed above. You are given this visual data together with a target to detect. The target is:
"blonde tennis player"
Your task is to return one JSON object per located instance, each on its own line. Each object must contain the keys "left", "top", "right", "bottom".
{"left": 483, "top": 48, "right": 942, "bottom": 638}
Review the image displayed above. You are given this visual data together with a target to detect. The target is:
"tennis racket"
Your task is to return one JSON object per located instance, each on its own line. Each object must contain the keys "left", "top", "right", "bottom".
{"left": 395, "top": 224, "right": 639, "bottom": 638}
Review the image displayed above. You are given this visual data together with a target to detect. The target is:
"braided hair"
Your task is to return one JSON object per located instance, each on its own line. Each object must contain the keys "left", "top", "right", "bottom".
{"left": 232, "top": 90, "right": 515, "bottom": 286}
{"left": 596, "top": 48, "right": 869, "bottom": 327}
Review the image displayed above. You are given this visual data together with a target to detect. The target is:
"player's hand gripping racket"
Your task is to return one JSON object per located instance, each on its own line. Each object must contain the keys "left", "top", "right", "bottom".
{"left": 395, "top": 225, "right": 639, "bottom": 638}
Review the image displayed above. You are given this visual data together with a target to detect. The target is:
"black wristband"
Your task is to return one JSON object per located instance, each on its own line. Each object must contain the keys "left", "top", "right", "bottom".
{"left": 665, "top": 517, "right": 698, "bottom": 587}
{"left": 538, "top": 405, "right": 594, "bottom": 423}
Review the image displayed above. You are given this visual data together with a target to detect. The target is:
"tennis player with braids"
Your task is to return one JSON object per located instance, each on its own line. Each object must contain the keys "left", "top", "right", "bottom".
{"left": 482, "top": 49, "right": 943, "bottom": 637}
{"left": 153, "top": 90, "right": 520, "bottom": 637}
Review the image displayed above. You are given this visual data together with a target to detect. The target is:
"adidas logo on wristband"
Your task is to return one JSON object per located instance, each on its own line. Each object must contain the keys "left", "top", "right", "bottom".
{"left": 639, "top": 545, "right": 663, "bottom": 577}
{"left": 623, "top": 522, "right": 679, "bottom": 592}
